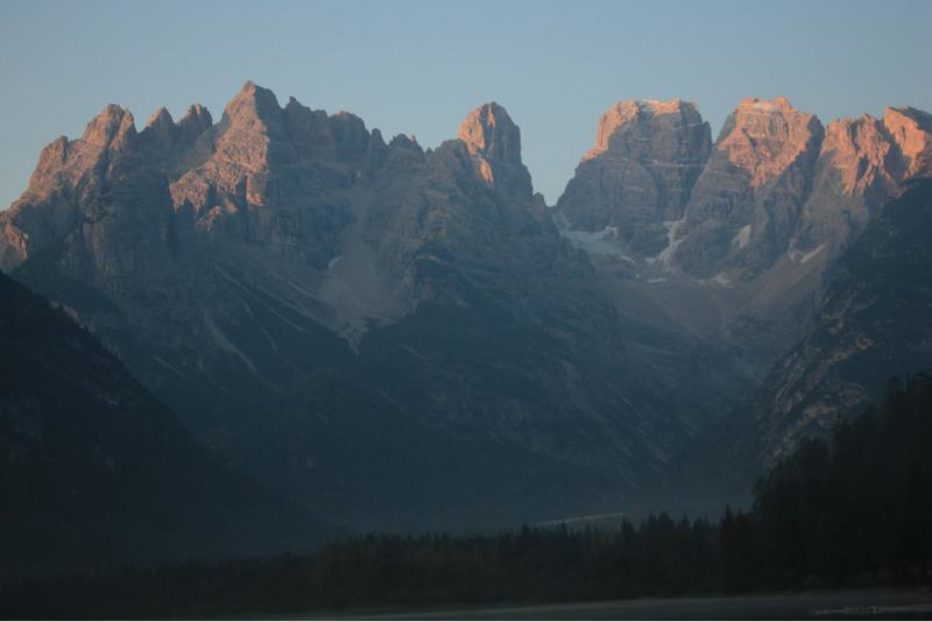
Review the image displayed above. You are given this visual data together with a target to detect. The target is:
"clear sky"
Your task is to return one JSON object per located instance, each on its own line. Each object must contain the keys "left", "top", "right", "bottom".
{"left": 2, "top": 0, "right": 931, "bottom": 208}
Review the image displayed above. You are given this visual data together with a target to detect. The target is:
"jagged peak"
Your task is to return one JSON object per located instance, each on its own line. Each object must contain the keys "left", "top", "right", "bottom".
{"left": 284, "top": 96, "right": 321, "bottom": 117}
{"left": 222, "top": 81, "right": 282, "bottom": 129}
{"left": 822, "top": 114, "right": 886, "bottom": 152}
{"left": 176, "top": 104, "right": 213, "bottom": 144}
{"left": 229, "top": 80, "right": 277, "bottom": 103}
{"left": 883, "top": 106, "right": 932, "bottom": 177}
{"left": 82, "top": 104, "right": 136, "bottom": 149}
{"left": 819, "top": 114, "right": 897, "bottom": 195}
{"left": 388, "top": 133, "right": 422, "bottom": 152}
{"left": 457, "top": 102, "right": 521, "bottom": 165}
{"left": 181, "top": 103, "right": 212, "bottom": 124}
{"left": 884, "top": 106, "right": 932, "bottom": 132}
{"left": 145, "top": 106, "right": 174, "bottom": 129}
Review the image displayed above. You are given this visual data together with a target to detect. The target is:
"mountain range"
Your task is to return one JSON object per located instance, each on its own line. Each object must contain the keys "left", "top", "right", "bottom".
{"left": 1, "top": 82, "right": 930, "bottom": 545}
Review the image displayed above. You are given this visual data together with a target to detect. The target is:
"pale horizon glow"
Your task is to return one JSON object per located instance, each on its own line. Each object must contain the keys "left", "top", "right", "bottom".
{"left": 1, "top": 0, "right": 931, "bottom": 208}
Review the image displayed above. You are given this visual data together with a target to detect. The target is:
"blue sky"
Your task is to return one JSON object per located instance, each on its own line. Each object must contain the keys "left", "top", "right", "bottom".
{"left": 2, "top": 0, "right": 930, "bottom": 207}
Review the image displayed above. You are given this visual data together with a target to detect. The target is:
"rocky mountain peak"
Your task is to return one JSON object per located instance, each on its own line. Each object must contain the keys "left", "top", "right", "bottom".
{"left": 556, "top": 99, "right": 711, "bottom": 246}
{"left": 883, "top": 106, "right": 932, "bottom": 177}
{"left": 457, "top": 102, "right": 521, "bottom": 165}
{"left": 145, "top": 106, "right": 174, "bottom": 129}
{"left": 81, "top": 104, "right": 136, "bottom": 150}
{"left": 820, "top": 114, "right": 897, "bottom": 195}
{"left": 584, "top": 99, "right": 704, "bottom": 162}
{"left": 456, "top": 102, "right": 530, "bottom": 197}
{"left": 221, "top": 80, "right": 283, "bottom": 133}
{"left": 718, "top": 96, "right": 823, "bottom": 188}
{"left": 179, "top": 103, "right": 212, "bottom": 130}
{"left": 141, "top": 106, "right": 177, "bottom": 149}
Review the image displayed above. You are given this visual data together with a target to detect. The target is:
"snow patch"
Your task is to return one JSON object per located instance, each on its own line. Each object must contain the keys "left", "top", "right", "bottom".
{"left": 789, "top": 243, "right": 826, "bottom": 265}
{"left": 645, "top": 217, "right": 686, "bottom": 270}
{"left": 556, "top": 216, "right": 635, "bottom": 263}
{"left": 202, "top": 308, "right": 259, "bottom": 374}
{"left": 733, "top": 224, "right": 751, "bottom": 249}
{"left": 711, "top": 272, "right": 733, "bottom": 287}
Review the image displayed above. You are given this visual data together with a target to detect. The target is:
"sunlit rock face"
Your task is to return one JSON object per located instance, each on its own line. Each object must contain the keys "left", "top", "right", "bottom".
{"left": 557, "top": 99, "right": 711, "bottom": 256}
{"left": 556, "top": 96, "right": 932, "bottom": 285}
{"left": 793, "top": 106, "right": 932, "bottom": 262}
{"left": 884, "top": 106, "right": 932, "bottom": 177}
{"left": 456, "top": 102, "right": 532, "bottom": 198}
{"left": 672, "top": 97, "right": 825, "bottom": 278}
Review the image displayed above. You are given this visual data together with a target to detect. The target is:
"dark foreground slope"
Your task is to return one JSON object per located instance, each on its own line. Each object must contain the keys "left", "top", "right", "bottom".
{"left": 4, "top": 375, "right": 931, "bottom": 618}
{"left": 0, "top": 272, "right": 330, "bottom": 578}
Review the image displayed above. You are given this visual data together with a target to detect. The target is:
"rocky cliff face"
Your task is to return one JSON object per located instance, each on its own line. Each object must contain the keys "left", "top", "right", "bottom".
{"left": 795, "top": 107, "right": 932, "bottom": 256}
{"left": 557, "top": 97, "right": 932, "bottom": 285}
{"left": 672, "top": 97, "right": 825, "bottom": 279}
{"left": 756, "top": 179, "right": 932, "bottom": 463}
{"left": 457, "top": 102, "right": 532, "bottom": 198}
{"left": 557, "top": 100, "right": 711, "bottom": 256}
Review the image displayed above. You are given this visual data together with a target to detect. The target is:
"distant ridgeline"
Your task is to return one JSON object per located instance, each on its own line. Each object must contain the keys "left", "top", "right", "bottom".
{"left": 4, "top": 375, "right": 931, "bottom": 618}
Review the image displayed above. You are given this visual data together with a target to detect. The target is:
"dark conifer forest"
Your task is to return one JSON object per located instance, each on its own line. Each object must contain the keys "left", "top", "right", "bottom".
{"left": 3, "top": 375, "right": 931, "bottom": 619}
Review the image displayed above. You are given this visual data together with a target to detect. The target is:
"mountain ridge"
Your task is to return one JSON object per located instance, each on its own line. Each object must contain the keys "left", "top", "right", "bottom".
{"left": 2, "top": 82, "right": 930, "bottom": 529}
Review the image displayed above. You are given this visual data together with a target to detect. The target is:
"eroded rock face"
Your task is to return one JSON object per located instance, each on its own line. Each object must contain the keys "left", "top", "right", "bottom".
{"left": 791, "top": 106, "right": 932, "bottom": 263}
{"left": 557, "top": 96, "right": 932, "bottom": 285}
{"left": 884, "top": 106, "right": 932, "bottom": 177}
{"left": 756, "top": 180, "right": 932, "bottom": 464}
{"left": 673, "top": 97, "right": 825, "bottom": 278}
{"left": 794, "top": 114, "right": 899, "bottom": 253}
{"left": 557, "top": 100, "right": 711, "bottom": 256}
{"left": 457, "top": 102, "right": 532, "bottom": 198}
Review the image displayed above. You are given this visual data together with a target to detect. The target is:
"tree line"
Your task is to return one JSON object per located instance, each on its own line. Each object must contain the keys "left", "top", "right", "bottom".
{"left": 3, "top": 375, "right": 931, "bottom": 619}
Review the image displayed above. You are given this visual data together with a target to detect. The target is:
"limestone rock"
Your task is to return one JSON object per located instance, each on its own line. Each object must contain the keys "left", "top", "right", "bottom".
{"left": 457, "top": 102, "right": 532, "bottom": 198}
{"left": 557, "top": 99, "right": 711, "bottom": 255}
{"left": 673, "top": 97, "right": 824, "bottom": 278}
{"left": 884, "top": 106, "right": 932, "bottom": 177}
{"left": 756, "top": 180, "right": 932, "bottom": 464}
